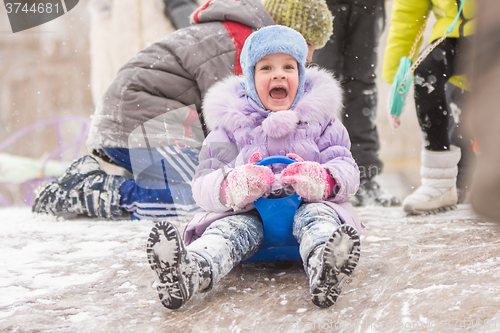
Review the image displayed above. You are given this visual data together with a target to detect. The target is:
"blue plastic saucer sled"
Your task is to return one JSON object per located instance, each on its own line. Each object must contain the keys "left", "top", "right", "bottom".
{"left": 243, "top": 156, "right": 303, "bottom": 262}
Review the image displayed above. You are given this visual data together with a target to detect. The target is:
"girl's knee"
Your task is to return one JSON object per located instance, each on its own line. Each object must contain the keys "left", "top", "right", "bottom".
{"left": 293, "top": 203, "right": 341, "bottom": 235}
{"left": 296, "top": 203, "right": 339, "bottom": 222}
{"left": 206, "top": 211, "right": 263, "bottom": 238}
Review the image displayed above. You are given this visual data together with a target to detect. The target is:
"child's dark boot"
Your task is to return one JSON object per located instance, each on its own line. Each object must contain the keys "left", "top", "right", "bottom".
{"left": 352, "top": 178, "right": 401, "bottom": 207}
{"left": 147, "top": 221, "right": 212, "bottom": 310}
{"left": 32, "top": 155, "right": 127, "bottom": 219}
{"left": 307, "top": 224, "right": 361, "bottom": 308}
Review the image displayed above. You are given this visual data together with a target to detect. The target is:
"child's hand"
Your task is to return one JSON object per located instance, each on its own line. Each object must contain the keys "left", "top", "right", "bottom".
{"left": 281, "top": 154, "right": 335, "bottom": 201}
{"left": 221, "top": 152, "right": 275, "bottom": 211}
{"left": 389, "top": 115, "right": 401, "bottom": 129}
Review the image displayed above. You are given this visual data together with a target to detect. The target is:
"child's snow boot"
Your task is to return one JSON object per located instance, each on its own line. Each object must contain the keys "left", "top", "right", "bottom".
{"left": 307, "top": 224, "right": 361, "bottom": 308}
{"left": 32, "top": 155, "right": 127, "bottom": 219}
{"left": 352, "top": 179, "right": 401, "bottom": 207}
{"left": 147, "top": 221, "right": 212, "bottom": 310}
{"left": 403, "top": 146, "right": 461, "bottom": 214}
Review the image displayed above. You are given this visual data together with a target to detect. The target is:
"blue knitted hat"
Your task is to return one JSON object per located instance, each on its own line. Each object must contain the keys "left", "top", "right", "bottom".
{"left": 240, "top": 25, "right": 308, "bottom": 110}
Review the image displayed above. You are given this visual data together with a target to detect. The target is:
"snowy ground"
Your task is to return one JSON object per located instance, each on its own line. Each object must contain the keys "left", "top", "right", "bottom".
{"left": 2, "top": 204, "right": 500, "bottom": 333}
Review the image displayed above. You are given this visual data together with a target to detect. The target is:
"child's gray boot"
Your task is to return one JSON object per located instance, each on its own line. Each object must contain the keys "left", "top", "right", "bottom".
{"left": 147, "top": 221, "right": 212, "bottom": 310}
{"left": 32, "top": 155, "right": 127, "bottom": 219}
{"left": 307, "top": 224, "right": 361, "bottom": 308}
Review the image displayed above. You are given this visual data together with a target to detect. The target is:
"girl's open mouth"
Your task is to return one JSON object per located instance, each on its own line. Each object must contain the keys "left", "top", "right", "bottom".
{"left": 269, "top": 87, "right": 288, "bottom": 99}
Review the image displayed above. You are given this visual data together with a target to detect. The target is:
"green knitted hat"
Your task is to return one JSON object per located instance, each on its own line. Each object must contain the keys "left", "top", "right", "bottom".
{"left": 263, "top": 0, "right": 333, "bottom": 49}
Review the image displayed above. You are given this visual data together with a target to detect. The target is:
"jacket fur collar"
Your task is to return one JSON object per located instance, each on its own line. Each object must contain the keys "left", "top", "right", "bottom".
{"left": 202, "top": 66, "right": 344, "bottom": 138}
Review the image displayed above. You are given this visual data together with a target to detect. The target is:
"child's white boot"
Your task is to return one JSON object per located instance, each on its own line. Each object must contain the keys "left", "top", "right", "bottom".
{"left": 147, "top": 222, "right": 212, "bottom": 310}
{"left": 403, "top": 146, "right": 461, "bottom": 214}
{"left": 307, "top": 225, "right": 361, "bottom": 308}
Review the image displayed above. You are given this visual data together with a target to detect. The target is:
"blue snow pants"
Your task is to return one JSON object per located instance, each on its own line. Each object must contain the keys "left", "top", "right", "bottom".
{"left": 102, "top": 146, "right": 200, "bottom": 220}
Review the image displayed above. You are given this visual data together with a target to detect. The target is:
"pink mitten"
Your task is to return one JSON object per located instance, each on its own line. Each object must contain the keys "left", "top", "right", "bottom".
{"left": 281, "top": 155, "right": 335, "bottom": 201}
{"left": 221, "top": 152, "right": 275, "bottom": 211}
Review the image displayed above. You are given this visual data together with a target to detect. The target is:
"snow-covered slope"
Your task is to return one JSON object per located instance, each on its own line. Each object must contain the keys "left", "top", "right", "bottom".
{"left": 1, "top": 205, "right": 499, "bottom": 332}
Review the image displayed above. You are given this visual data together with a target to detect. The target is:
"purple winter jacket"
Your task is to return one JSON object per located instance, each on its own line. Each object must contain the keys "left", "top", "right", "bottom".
{"left": 183, "top": 67, "right": 362, "bottom": 244}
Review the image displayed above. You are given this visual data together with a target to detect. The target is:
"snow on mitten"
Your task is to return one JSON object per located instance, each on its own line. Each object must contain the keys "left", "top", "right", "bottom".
{"left": 281, "top": 154, "right": 335, "bottom": 201}
{"left": 221, "top": 152, "right": 275, "bottom": 211}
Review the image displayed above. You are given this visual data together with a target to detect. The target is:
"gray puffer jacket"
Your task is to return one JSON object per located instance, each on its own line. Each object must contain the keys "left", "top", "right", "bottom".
{"left": 86, "top": 0, "right": 274, "bottom": 156}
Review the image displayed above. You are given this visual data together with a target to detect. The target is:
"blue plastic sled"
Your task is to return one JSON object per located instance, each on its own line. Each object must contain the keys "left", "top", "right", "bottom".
{"left": 243, "top": 156, "right": 303, "bottom": 262}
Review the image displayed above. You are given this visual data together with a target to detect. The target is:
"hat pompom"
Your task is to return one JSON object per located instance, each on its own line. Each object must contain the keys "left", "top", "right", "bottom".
{"left": 263, "top": 0, "right": 333, "bottom": 48}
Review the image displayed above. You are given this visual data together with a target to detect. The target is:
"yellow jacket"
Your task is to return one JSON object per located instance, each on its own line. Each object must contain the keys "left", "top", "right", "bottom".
{"left": 382, "top": 0, "right": 476, "bottom": 89}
